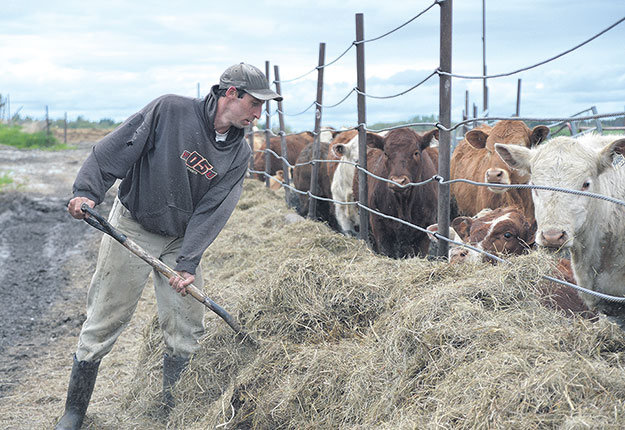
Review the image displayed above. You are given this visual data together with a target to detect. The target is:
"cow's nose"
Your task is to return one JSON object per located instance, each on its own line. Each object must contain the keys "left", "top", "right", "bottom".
{"left": 449, "top": 247, "right": 468, "bottom": 264}
{"left": 540, "top": 229, "right": 569, "bottom": 248}
{"left": 485, "top": 168, "right": 505, "bottom": 183}
{"left": 388, "top": 175, "right": 410, "bottom": 191}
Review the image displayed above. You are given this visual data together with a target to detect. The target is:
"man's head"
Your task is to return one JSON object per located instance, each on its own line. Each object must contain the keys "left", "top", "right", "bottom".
{"left": 214, "top": 63, "right": 283, "bottom": 133}
{"left": 219, "top": 63, "right": 282, "bottom": 102}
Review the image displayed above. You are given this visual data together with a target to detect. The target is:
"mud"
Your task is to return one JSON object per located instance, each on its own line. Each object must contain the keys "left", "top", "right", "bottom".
{"left": 0, "top": 139, "right": 113, "bottom": 398}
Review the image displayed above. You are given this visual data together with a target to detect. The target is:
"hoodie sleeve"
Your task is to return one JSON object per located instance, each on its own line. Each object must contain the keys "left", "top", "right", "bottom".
{"left": 72, "top": 107, "right": 155, "bottom": 205}
{"left": 174, "top": 164, "right": 247, "bottom": 274}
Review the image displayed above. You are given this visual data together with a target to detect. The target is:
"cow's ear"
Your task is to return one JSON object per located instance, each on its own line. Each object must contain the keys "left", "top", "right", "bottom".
{"left": 494, "top": 143, "right": 532, "bottom": 176}
{"left": 420, "top": 129, "right": 439, "bottom": 150}
{"left": 451, "top": 217, "right": 473, "bottom": 242}
{"left": 465, "top": 129, "right": 488, "bottom": 149}
{"left": 426, "top": 224, "right": 440, "bottom": 243}
{"left": 598, "top": 138, "right": 625, "bottom": 174}
{"left": 366, "top": 133, "right": 385, "bottom": 150}
{"left": 332, "top": 144, "right": 345, "bottom": 158}
{"left": 530, "top": 126, "right": 550, "bottom": 146}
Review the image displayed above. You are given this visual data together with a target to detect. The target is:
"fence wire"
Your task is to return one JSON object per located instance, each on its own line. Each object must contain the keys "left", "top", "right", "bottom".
{"left": 438, "top": 16, "right": 625, "bottom": 81}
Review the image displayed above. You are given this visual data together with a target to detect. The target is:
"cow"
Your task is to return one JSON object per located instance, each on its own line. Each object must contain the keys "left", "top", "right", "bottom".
{"left": 330, "top": 130, "right": 385, "bottom": 236}
{"left": 253, "top": 132, "right": 314, "bottom": 181}
{"left": 495, "top": 133, "right": 625, "bottom": 325}
{"left": 450, "top": 120, "right": 550, "bottom": 223}
{"left": 429, "top": 206, "right": 593, "bottom": 318}
{"left": 292, "top": 141, "right": 339, "bottom": 230}
{"left": 362, "top": 127, "right": 439, "bottom": 258}
{"left": 448, "top": 206, "right": 536, "bottom": 264}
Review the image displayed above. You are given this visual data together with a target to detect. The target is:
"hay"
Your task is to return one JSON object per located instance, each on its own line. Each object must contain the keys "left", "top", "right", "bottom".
{"left": 112, "top": 180, "right": 625, "bottom": 428}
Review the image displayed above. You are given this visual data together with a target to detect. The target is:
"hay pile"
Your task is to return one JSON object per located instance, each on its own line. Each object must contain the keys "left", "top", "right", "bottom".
{"left": 122, "top": 180, "right": 625, "bottom": 429}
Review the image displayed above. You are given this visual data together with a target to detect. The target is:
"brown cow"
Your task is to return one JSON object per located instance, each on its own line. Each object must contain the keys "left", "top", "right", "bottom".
{"left": 365, "top": 128, "right": 439, "bottom": 258}
{"left": 253, "top": 131, "right": 314, "bottom": 181}
{"left": 292, "top": 141, "right": 338, "bottom": 230}
{"left": 450, "top": 120, "right": 549, "bottom": 223}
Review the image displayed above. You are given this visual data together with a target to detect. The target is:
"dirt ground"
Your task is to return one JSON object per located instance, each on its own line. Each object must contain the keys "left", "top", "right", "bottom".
{"left": 0, "top": 131, "right": 162, "bottom": 428}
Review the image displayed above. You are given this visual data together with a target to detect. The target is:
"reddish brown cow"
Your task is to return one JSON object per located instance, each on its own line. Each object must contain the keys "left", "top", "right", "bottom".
{"left": 365, "top": 128, "right": 439, "bottom": 258}
{"left": 253, "top": 132, "right": 314, "bottom": 181}
{"left": 450, "top": 207, "right": 536, "bottom": 264}
{"left": 450, "top": 120, "right": 549, "bottom": 223}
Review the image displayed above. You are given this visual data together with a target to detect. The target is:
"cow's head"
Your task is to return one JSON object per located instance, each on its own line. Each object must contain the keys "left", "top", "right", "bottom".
{"left": 495, "top": 135, "right": 625, "bottom": 250}
{"left": 465, "top": 120, "right": 549, "bottom": 193}
{"left": 449, "top": 206, "right": 536, "bottom": 264}
{"left": 383, "top": 128, "right": 439, "bottom": 194}
{"left": 332, "top": 132, "right": 386, "bottom": 163}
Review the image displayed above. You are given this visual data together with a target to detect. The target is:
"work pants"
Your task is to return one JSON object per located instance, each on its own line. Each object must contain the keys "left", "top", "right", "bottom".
{"left": 75, "top": 197, "right": 205, "bottom": 362}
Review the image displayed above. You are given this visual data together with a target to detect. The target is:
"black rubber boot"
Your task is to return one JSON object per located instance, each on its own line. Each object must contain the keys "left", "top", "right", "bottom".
{"left": 162, "top": 353, "right": 189, "bottom": 414}
{"left": 55, "top": 354, "right": 101, "bottom": 430}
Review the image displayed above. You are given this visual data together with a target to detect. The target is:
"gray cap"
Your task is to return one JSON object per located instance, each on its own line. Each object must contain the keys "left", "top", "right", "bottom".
{"left": 219, "top": 63, "right": 283, "bottom": 102}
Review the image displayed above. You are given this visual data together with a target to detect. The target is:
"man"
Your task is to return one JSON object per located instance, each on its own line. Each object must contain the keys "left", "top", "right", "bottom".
{"left": 57, "top": 63, "right": 282, "bottom": 429}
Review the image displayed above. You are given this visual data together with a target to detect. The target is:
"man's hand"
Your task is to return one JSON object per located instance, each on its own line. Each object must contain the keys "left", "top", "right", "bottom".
{"left": 67, "top": 197, "right": 95, "bottom": 219}
{"left": 169, "top": 271, "right": 195, "bottom": 296}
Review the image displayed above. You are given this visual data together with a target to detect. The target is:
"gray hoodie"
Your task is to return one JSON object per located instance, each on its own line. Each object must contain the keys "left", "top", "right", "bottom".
{"left": 73, "top": 85, "right": 251, "bottom": 274}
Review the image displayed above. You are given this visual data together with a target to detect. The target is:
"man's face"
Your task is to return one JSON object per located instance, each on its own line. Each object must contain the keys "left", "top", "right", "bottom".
{"left": 226, "top": 89, "right": 264, "bottom": 129}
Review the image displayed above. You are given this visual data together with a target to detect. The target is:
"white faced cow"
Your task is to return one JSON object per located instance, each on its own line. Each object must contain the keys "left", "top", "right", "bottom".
{"left": 495, "top": 133, "right": 625, "bottom": 320}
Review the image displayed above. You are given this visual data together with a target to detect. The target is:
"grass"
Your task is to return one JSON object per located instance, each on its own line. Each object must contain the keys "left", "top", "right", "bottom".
{"left": 0, "top": 172, "right": 12, "bottom": 189}
{"left": 0, "top": 123, "right": 71, "bottom": 150}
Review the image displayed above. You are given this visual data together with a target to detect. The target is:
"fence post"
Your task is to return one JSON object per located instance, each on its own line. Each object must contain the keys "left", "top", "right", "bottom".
{"left": 45, "top": 105, "right": 50, "bottom": 145}
{"left": 308, "top": 43, "right": 325, "bottom": 220}
{"left": 516, "top": 79, "right": 522, "bottom": 117}
{"left": 264, "top": 61, "right": 272, "bottom": 187}
{"left": 274, "top": 65, "right": 293, "bottom": 206}
{"left": 64, "top": 112, "right": 67, "bottom": 144}
{"left": 247, "top": 125, "right": 255, "bottom": 171}
{"left": 463, "top": 89, "right": 469, "bottom": 136}
{"left": 437, "top": 0, "right": 453, "bottom": 259}
{"left": 591, "top": 106, "right": 603, "bottom": 134}
{"left": 355, "top": 13, "right": 371, "bottom": 248}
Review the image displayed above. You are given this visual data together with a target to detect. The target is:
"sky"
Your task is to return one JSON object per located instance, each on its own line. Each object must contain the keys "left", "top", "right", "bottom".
{"left": 1, "top": 0, "right": 624, "bottom": 132}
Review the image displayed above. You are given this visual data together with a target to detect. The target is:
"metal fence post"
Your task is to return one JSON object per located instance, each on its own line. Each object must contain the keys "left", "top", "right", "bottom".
{"left": 274, "top": 65, "right": 292, "bottom": 206}
{"left": 437, "top": 0, "right": 453, "bottom": 259}
{"left": 264, "top": 61, "right": 272, "bottom": 187}
{"left": 355, "top": 13, "right": 371, "bottom": 248}
{"left": 308, "top": 43, "right": 325, "bottom": 220}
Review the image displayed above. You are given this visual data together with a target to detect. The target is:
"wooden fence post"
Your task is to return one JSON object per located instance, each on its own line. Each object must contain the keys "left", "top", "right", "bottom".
{"left": 274, "top": 65, "right": 293, "bottom": 206}
{"left": 436, "top": 0, "right": 453, "bottom": 259}
{"left": 355, "top": 13, "right": 371, "bottom": 248}
{"left": 308, "top": 43, "right": 325, "bottom": 220}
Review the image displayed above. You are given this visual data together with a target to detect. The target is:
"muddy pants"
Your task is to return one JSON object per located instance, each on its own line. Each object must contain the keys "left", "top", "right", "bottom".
{"left": 75, "top": 197, "right": 205, "bottom": 362}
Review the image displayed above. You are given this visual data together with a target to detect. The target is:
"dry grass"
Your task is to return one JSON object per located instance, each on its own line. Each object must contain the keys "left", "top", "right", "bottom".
{"left": 3, "top": 179, "right": 625, "bottom": 429}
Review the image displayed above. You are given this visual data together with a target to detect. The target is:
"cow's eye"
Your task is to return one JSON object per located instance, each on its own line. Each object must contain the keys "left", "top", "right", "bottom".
{"left": 581, "top": 180, "right": 591, "bottom": 191}
{"left": 503, "top": 232, "right": 512, "bottom": 239}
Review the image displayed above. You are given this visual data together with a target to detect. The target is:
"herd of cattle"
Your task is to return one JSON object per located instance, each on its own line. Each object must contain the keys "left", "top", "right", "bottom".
{"left": 250, "top": 121, "right": 625, "bottom": 324}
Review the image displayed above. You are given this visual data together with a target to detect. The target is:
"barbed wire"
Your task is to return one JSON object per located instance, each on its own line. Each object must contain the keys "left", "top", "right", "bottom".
{"left": 354, "top": 70, "right": 438, "bottom": 100}
{"left": 274, "top": 2, "right": 438, "bottom": 85}
{"left": 437, "top": 16, "right": 625, "bottom": 81}
{"left": 356, "top": 1, "right": 439, "bottom": 44}
{"left": 436, "top": 112, "right": 625, "bottom": 133}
